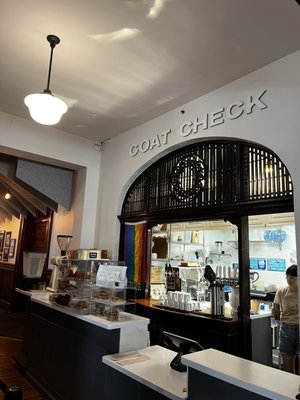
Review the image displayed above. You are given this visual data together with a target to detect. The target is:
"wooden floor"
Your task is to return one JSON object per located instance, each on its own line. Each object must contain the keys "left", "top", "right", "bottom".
{"left": 0, "top": 337, "right": 47, "bottom": 400}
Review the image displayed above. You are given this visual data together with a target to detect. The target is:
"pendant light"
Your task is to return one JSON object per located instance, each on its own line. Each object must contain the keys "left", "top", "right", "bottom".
{"left": 24, "top": 34, "right": 68, "bottom": 125}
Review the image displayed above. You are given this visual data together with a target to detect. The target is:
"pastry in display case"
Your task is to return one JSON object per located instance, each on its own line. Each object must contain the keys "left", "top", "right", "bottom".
{"left": 91, "top": 285, "right": 130, "bottom": 321}
{"left": 49, "top": 258, "right": 99, "bottom": 315}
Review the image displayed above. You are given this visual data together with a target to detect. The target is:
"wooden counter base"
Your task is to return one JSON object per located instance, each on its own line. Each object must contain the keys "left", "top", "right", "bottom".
{"left": 20, "top": 292, "right": 149, "bottom": 400}
{"left": 133, "top": 299, "right": 242, "bottom": 356}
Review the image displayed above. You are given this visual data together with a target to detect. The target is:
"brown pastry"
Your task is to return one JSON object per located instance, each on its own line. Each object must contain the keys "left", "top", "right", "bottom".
{"left": 105, "top": 307, "right": 119, "bottom": 321}
{"left": 58, "top": 280, "right": 69, "bottom": 290}
{"left": 54, "top": 294, "right": 71, "bottom": 306}
{"left": 98, "top": 290, "right": 109, "bottom": 300}
{"left": 74, "top": 270, "right": 85, "bottom": 279}
{"left": 111, "top": 297, "right": 123, "bottom": 302}
{"left": 93, "top": 303, "right": 106, "bottom": 316}
{"left": 74, "top": 300, "right": 89, "bottom": 309}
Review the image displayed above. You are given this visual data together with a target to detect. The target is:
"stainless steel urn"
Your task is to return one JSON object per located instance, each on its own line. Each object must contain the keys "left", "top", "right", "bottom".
{"left": 210, "top": 282, "right": 225, "bottom": 316}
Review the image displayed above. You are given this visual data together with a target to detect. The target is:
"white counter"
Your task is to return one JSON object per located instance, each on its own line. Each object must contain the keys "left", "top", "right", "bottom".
{"left": 182, "top": 348, "right": 300, "bottom": 400}
{"left": 16, "top": 288, "right": 149, "bottom": 352}
{"left": 250, "top": 310, "right": 272, "bottom": 320}
{"left": 103, "top": 345, "right": 187, "bottom": 400}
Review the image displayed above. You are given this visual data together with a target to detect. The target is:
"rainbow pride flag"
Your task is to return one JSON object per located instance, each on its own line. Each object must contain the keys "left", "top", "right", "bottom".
{"left": 124, "top": 221, "right": 147, "bottom": 283}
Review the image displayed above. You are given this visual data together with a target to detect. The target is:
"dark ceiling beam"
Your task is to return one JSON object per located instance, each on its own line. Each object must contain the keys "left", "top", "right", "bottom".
{"left": 2, "top": 187, "right": 37, "bottom": 217}
{"left": 0, "top": 174, "right": 47, "bottom": 215}
{"left": 15, "top": 177, "right": 58, "bottom": 212}
{"left": 0, "top": 181, "right": 28, "bottom": 217}
{"left": 0, "top": 198, "right": 18, "bottom": 219}
{"left": 0, "top": 206, "right": 13, "bottom": 220}
{"left": 0, "top": 183, "right": 37, "bottom": 217}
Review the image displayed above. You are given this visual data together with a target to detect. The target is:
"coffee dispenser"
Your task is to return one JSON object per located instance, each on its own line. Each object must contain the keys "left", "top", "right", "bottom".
{"left": 204, "top": 264, "right": 225, "bottom": 317}
{"left": 210, "top": 282, "right": 225, "bottom": 316}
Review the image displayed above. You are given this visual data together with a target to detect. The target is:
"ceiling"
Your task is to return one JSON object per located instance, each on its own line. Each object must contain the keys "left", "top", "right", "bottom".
{"left": 2, "top": 0, "right": 300, "bottom": 144}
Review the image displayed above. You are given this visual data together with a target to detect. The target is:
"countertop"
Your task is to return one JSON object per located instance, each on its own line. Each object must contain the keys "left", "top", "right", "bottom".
{"left": 103, "top": 345, "right": 187, "bottom": 400}
{"left": 250, "top": 310, "right": 272, "bottom": 319}
{"left": 133, "top": 298, "right": 237, "bottom": 322}
{"left": 134, "top": 298, "right": 270, "bottom": 321}
{"left": 16, "top": 288, "right": 149, "bottom": 330}
{"left": 182, "top": 348, "right": 300, "bottom": 400}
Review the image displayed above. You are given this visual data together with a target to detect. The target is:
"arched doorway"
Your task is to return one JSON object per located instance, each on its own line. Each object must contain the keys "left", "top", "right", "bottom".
{"left": 118, "top": 138, "right": 294, "bottom": 360}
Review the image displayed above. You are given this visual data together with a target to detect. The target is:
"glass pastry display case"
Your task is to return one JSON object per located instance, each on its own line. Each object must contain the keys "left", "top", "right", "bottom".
{"left": 91, "top": 285, "right": 135, "bottom": 321}
{"left": 48, "top": 258, "right": 136, "bottom": 320}
{"left": 49, "top": 258, "right": 98, "bottom": 314}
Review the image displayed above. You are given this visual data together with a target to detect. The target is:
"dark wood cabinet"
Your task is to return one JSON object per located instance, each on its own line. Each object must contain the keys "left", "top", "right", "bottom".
{"left": 0, "top": 209, "right": 53, "bottom": 310}
{"left": 134, "top": 300, "right": 242, "bottom": 356}
{"left": 23, "top": 301, "right": 120, "bottom": 400}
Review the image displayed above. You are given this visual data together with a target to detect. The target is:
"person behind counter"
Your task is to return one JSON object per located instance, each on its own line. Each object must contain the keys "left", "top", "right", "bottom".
{"left": 273, "top": 264, "right": 299, "bottom": 374}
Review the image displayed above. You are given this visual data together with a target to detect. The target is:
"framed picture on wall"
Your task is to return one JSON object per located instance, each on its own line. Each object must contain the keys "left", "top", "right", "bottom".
{"left": 5, "top": 231, "right": 11, "bottom": 247}
{"left": 9, "top": 239, "right": 16, "bottom": 258}
{"left": 3, "top": 248, "right": 9, "bottom": 261}
{"left": 0, "top": 231, "right": 5, "bottom": 252}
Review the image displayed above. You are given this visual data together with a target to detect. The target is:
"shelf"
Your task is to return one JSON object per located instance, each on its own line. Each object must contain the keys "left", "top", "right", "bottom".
{"left": 92, "top": 298, "right": 135, "bottom": 306}
{"left": 210, "top": 251, "right": 231, "bottom": 258}
{"left": 170, "top": 241, "right": 202, "bottom": 245}
{"left": 227, "top": 240, "right": 283, "bottom": 250}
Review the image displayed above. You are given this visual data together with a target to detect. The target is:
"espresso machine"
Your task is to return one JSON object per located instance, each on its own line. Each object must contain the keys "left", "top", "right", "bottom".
{"left": 47, "top": 235, "right": 72, "bottom": 291}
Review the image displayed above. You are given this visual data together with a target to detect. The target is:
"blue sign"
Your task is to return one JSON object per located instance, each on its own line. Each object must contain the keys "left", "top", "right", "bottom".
{"left": 249, "top": 258, "right": 266, "bottom": 270}
{"left": 267, "top": 258, "right": 286, "bottom": 272}
{"left": 264, "top": 229, "right": 287, "bottom": 243}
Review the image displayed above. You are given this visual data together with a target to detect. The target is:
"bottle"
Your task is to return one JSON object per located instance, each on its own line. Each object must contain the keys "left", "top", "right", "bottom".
{"left": 260, "top": 303, "right": 265, "bottom": 312}
{"left": 229, "top": 286, "right": 239, "bottom": 316}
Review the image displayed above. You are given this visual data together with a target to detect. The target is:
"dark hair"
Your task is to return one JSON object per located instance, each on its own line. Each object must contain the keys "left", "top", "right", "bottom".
{"left": 286, "top": 264, "right": 297, "bottom": 277}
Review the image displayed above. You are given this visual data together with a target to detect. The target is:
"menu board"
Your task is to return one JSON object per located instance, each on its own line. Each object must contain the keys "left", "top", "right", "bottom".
{"left": 267, "top": 258, "right": 286, "bottom": 272}
{"left": 249, "top": 258, "right": 266, "bottom": 270}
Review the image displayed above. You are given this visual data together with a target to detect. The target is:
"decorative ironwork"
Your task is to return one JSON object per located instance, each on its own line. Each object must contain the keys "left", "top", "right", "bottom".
{"left": 120, "top": 139, "right": 293, "bottom": 222}
{"left": 169, "top": 155, "right": 205, "bottom": 202}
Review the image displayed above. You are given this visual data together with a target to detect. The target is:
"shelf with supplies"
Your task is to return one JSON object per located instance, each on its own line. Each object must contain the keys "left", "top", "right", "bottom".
{"left": 170, "top": 241, "right": 203, "bottom": 246}
{"left": 227, "top": 240, "right": 284, "bottom": 250}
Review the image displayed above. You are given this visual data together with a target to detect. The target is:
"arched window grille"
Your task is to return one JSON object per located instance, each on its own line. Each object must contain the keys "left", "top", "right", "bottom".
{"left": 120, "top": 140, "right": 293, "bottom": 222}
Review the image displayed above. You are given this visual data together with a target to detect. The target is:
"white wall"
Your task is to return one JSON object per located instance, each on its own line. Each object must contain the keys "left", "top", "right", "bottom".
{"left": 97, "top": 50, "right": 300, "bottom": 264}
{"left": 1, "top": 50, "right": 300, "bottom": 271}
{"left": 49, "top": 205, "right": 74, "bottom": 263}
{"left": 0, "top": 111, "right": 101, "bottom": 260}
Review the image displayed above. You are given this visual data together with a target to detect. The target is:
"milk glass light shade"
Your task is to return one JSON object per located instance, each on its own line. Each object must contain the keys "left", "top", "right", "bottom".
{"left": 24, "top": 34, "right": 67, "bottom": 125}
{"left": 24, "top": 91, "right": 68, "bottom": 125}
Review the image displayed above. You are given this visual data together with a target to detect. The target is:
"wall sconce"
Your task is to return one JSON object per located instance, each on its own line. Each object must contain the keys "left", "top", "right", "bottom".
{"left": 24, "top": 34, "right": 68, "bottom": 125}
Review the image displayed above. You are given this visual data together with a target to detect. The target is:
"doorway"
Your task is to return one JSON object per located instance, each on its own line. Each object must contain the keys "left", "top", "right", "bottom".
{"left": 119, "top": 138, "right": 295, "bottom": 361}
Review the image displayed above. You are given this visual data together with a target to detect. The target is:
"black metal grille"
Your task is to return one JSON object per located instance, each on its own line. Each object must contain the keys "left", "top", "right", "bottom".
{"left": 245, "top": 146, "right": 292, "bottom": 200}
{"left": 120, "top": 140, "right": 293, "bottom": 220}
{"left": 122, "top": 174, "right": 149, "bottom": 215}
